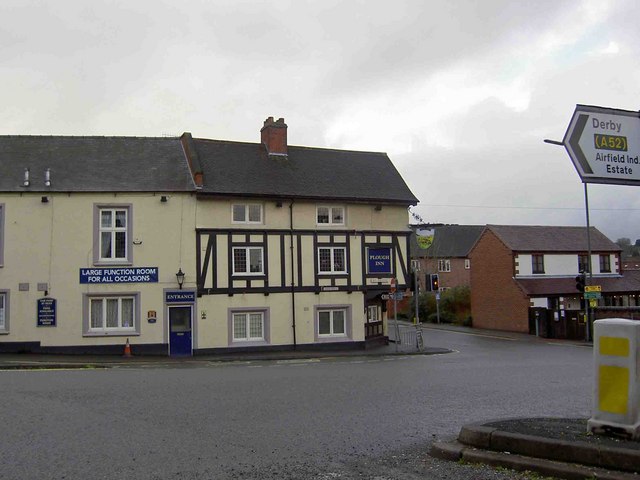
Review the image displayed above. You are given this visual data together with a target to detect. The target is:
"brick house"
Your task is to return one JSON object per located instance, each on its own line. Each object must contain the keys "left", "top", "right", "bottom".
{"left": 469, "top": 225, "right": 639, "bottom": 339}
{"left": 411, "top": 225, "right": 484, "bottom": 292}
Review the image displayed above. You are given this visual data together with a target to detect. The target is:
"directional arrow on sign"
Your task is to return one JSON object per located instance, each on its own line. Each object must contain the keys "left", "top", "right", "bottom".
{"left": 563, "top": 104, "right": 640, "bottom": 186}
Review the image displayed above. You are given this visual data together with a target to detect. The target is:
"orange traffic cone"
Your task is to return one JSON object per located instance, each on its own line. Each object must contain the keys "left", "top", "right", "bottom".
{"left": 123, "top": 338, "right": 132, "bottom": 358}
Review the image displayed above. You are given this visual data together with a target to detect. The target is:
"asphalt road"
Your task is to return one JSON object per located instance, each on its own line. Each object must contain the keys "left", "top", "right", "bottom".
{"left": 0, "top": 327, "right": 593, "bottom": 479}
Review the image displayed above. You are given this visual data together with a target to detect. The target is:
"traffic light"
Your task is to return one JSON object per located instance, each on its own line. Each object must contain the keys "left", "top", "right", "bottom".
{"left": 575, "top": 272, "right": 586, "bottom": 293}
{"left": 430, "top": 273, "right": 439, "bottom": 292}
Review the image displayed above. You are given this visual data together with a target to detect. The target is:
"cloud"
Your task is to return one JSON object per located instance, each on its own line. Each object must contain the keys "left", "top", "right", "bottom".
{"left": 1, "top": 0, "right": 640, "bottom": 241}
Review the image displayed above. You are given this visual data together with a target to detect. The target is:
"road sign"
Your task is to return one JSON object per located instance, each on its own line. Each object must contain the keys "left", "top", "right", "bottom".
{"left": 381, "top": 292, "right": 403, "bottom": 301}
{"left": 563, "top": 104, "right": 640, "bottom": 186}
{"left": 585, "top": 285, "right": 602, "bottom": 292}
{"left": 584, "top": 292, "right": 601, "bottom": 300}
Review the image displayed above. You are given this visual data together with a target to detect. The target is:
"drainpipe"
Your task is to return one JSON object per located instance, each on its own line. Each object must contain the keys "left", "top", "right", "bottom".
{"left": 290, "top": 199, "right": 297, "bottom": 350}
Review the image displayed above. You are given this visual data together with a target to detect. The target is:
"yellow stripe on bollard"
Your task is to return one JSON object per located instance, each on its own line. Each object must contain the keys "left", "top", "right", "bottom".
{"left": 600, "top": 336, "right": 630, "bottom": 357}
{"left": 599, "top": 365, "right": 629, "bottom": 415}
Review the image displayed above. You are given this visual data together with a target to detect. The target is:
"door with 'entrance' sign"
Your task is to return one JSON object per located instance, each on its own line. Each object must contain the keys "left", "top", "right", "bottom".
{"left": 169, "top": 305, "right": 192, "bottom": 356}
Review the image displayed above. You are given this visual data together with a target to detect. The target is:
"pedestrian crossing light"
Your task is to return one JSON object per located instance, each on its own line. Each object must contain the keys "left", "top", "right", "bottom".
{"left": 430, "top": 273, "right": 439, "bottom": 292}
{"left": 575, "top": 272, "right": 586, "bottom": 293}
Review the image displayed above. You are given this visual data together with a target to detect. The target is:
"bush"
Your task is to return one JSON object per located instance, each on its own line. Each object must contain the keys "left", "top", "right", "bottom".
{"left": 410, "top": 286, "right": 471, "bottom": 324}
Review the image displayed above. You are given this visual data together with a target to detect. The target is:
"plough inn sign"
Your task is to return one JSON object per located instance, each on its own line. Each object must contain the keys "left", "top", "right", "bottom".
{"left": 79, "top": 267, "right": 159, "bottom": 284}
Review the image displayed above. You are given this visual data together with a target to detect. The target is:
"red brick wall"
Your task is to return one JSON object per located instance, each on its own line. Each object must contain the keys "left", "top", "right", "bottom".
{"left": 417, "top": 257, "right": 470, "bottom": 291}
{"left": 470, "top": 230, "right": 531, "bottom": 332}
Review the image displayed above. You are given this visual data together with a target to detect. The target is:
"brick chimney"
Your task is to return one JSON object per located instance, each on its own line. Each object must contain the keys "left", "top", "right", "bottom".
{"left": 260, "top": 117, "right": 288, "bottom": 156}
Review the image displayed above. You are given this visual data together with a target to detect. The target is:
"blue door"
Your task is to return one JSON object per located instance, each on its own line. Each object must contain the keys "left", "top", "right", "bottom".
{"left": 169, "top": 306, "right": 192, "bottom": 356}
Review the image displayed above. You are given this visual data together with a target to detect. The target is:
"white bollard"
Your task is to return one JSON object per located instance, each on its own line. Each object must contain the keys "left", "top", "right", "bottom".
{"left": 588, "top": 318, "right": 640, "bottom": 439}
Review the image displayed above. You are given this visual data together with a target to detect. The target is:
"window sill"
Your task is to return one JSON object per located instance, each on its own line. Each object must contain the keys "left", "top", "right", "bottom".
{"left": 94, "top": 261, "right": 134, "bottom": 267}
{"left": 229, "top": 339, "right": 269, "bottom": 347}
{"left": 83, "top": 331, "right": 140, "bottom": 337}
{"left": 316, "top": 335, "right": 351, "bottom": 343}
{"left": 0, "top": 331, "right": 9, "bottom": 335}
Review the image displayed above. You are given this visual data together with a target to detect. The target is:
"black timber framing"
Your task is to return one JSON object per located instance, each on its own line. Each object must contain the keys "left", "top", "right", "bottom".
{"left": 196, "top": 228, "right": 411, "bottom": 296}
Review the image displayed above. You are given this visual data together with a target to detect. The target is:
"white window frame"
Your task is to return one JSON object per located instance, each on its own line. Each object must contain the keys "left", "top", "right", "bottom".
{"left": 232, "top": 246, "right": 264, "bottom": 275}
{"left": 318, "top": 246, "right": 347, "bottom": 274}
{"left": 316, "top": 206, "right": 345, "bottom": 226}
{"left": 88, "top": 296, "right": 136, "bottom": 333}
{"left": 438, "top": 259, "right": 451, "bottom": 272}
{"left": 94, "top": 204, "right": 133, "bottom": 265}
{"left": 367, "top": 305, "right": 380, "bottom": 324}
{"left": 0, "top": 291, "right": 7, "bottom": 333}
{"left": 232, "top": 203, "right": 263, "bottom": 224}
{"left": 232, "top": 311, "right": 265, "bottom": 342}
{"left": 317, "top": 309, "right": 347, "bottom": 337}
{"left": 0, "top": 204, "right": 4, "bottom": 267}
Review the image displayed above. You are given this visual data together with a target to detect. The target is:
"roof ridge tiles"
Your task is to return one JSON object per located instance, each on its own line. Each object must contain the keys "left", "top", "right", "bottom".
{"left": 193, "top": 137, "right": 387, "bottom": 155}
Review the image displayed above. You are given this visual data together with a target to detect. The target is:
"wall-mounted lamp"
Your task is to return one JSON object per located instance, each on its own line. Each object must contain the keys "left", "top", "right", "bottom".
{"left": 41, "top": 196, "right": 49, "bottom": 203}
{"left": 176, "top": 268, "right": 185, "bottom": 289}
{"left": 374, "top": 205, "right": 382, "bottom": 211}
{"left": 276, "top": 200, "right": 283, "bottom": 208}
{"left": 161, "top": 196, "right": 169, "bottom": 203}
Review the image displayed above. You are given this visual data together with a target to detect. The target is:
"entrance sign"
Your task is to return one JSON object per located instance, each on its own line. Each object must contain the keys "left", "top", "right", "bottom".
{"left": 165, "top": 291, "right": 196, "bottom": 303}
{"left": 37, "top": 298, "right": 56, "bottom": 326}
{"left": 563, "top": 105, "right": 640, "bottom": 186}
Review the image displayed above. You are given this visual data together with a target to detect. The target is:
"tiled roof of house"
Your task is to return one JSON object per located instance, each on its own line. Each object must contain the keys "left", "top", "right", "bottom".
{"left": 517, "top": 270, "right": 640, "bottom": 296}
{"left": 0, "top": 136, "right": 196, "bottom": 192}
{"left": 193, "top": 138, "right": 419, "bottom": 204}
{"left": 411, "top": 225, "right": 485, "bottom": 257}
{"left": 487, "top": 225, "right": 620, "bottom": 252}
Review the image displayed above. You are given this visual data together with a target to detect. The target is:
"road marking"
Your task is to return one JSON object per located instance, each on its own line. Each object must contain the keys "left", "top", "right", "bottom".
{"left": 422, "top": 327, "right": 517, "bottom": 341}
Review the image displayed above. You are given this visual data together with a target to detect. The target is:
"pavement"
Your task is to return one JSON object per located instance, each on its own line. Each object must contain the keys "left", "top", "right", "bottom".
{"left": 4, "top": 322, "right": 638, "bottom": 479}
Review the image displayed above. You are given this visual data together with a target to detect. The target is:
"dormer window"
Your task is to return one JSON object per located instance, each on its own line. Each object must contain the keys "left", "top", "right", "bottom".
{"left": 578, "top": 254, "right": 590, "bottom": 273}
{"left": 532, "top": 254, "right": 544, "bottom": 274}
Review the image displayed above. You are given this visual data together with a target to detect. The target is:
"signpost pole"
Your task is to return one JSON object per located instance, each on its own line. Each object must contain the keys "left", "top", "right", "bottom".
{"left": 394, "top": 293, "right": 399, "bottom": 352}
{"left": 584, "top": 182, "right": 593, "bottom": 342}
{"left": 390, "top": 277, "right": 400, "bottom": 352}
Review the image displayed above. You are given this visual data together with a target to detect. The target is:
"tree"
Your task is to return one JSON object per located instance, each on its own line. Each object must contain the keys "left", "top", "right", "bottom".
{"left": 616, "top": 238, "right": 631, "bottom": 247}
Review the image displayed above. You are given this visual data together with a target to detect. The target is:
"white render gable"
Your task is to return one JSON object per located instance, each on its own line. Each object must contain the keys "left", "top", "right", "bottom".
{"left": 516, "top": 253, "right": 619, "bottom": 277}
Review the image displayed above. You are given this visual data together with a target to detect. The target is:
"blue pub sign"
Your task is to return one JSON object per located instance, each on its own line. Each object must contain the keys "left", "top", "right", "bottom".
{"left": 37, "top": 298, "right": 56, "bottom": 327}
{"left": 367, "top": 247, "right": 392, "bottom": 274}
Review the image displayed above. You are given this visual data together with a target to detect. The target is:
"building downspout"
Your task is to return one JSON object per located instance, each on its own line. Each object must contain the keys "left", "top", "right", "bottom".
{"left": 289, "top": 199, "right": 297, "bottom": 350}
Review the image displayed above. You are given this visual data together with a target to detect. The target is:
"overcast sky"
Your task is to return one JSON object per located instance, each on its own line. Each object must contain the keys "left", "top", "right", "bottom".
{"left": 2, "top": 0, "right": 640, "bottom": 242}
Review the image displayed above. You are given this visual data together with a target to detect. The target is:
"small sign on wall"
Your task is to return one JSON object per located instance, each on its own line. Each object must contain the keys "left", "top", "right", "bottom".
{"left": 147, "top": 310, "right": 157, "bottom": 324}
{"left": 37, "top": 298, "right": 56, "bottom": 327}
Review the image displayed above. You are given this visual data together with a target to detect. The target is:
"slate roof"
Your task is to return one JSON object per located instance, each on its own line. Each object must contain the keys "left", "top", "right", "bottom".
{"left": 0, "top": 136, "right": 196, "bottom": 192}
{"left": 411, "top": 225, "right": 485, "bottom": 258}
{"left": 487, "top": 225, "right": 620, "bottom": 253}
{"left": 516, "top": 270, "right": 640, "bottom": 296}
{"left": 193, "top": 139, "right": 418, "bottom": 204}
